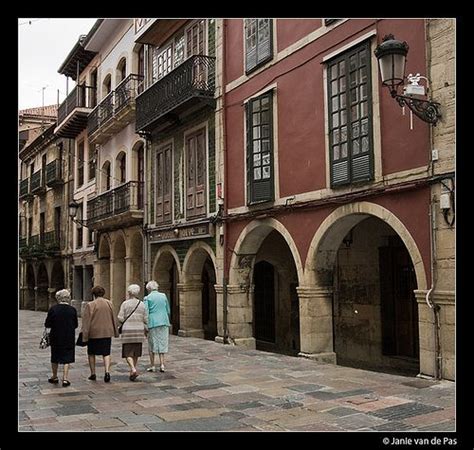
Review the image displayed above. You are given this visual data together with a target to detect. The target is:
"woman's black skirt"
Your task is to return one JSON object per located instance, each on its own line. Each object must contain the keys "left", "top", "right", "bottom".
{"left": 87, "top": 338, "right": 112, "bottom": 356}
{"left": 51, "top": 346, "right": 75, "bottom": 364}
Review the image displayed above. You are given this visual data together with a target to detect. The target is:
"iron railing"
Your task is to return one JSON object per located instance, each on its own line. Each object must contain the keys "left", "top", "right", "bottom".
{"left": 19, "top": 237, "right": 27, "bottom": 250}
{"left": 30, "top": 170, "right": 44, "bottom": 192}
{"left": 57, "top": 84, "right": 96, "bottom": 125}
{"left": 46, "top": 159, "right": 62, "bottom": 185}
{"left": 115, "top": 74, "right": 144, "bottom": 113}
{"left": 99, "top": 91, "right": 115, "bottom": 126}
{"left": 20, "top": 178, "right": 30, "bottom": 197}
{"left": 136, "top": 55, "right": 215, "bottom": 132}
{"left": 44, "top": 230, "right": 60, "bottom": 251}
{"left": 87, "top": 181, "right": 144, "bottom": 224}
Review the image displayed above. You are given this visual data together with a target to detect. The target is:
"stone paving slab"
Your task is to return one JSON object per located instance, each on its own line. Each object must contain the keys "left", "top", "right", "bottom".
{"left": 18, "top": 310, "right": 455, "bottom": 432}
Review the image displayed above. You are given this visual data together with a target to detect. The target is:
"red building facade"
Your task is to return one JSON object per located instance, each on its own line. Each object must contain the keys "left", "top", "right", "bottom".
{"left": 220, "top": 19, "right": 446, "bottom": 377}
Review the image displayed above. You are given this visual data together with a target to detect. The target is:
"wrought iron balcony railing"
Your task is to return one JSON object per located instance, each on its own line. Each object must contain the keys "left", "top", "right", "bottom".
{"left": 19, "top": 237, "right": 27, "bottom": 250}
{"left": 20, "top": 178, "right": 30, "bottom": 198}
{"left": 87, "top": 181, "right": 144, "bottom": 224}
{"left": 45, "top": 159, "right": 62, "bottom": 186}
{"left": 136, "top": 55, "right": 215, "bottom": 133}
{"left": 115, "top": 74, "right": 144, "bottom": 114}
{"left": 44, "top": 230, "right": 61, "bottom": 252}
{"left": 30, "top": 170, "right": 45, "bottom": 193}
{"left": 57, "top": 84, "right": 96, "bottom": 125}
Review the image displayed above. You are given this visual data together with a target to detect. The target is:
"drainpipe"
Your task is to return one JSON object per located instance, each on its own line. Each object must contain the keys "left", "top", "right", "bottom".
{"left": 221, "top": 19, "right": 229, "bottom": 344}
{"left": 424, "top": 19, "right": 442, "bottom": 380}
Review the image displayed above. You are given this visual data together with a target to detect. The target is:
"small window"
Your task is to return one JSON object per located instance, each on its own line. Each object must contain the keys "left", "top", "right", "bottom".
{"left": 77, "top": 142, "right": 84, "bottom": 187}
{"left": 246, "top": 91, "right": 274, "bottom": 204}
{"left": 327, "top": 41, "right": 373, "bottom": 187}
{"left": 245, "top": 19, "right": 273, "bottom": 74}
{"left": 88, "top": 146, "right": 96, "bottom": 181}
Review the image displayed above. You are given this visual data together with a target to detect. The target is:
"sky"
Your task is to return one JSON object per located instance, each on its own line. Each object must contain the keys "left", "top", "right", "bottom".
{"left": 19, "top": 18, "right": 98, "bottom": 111}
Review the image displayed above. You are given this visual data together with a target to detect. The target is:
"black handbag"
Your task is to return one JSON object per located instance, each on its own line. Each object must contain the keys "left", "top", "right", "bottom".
{"left": 76, "top": 332, "right": 87, "bottom": 347}
{"left": 118, "top": 300, "right": 141, "bottom": 334}
{"left": 39, "top": 328, "right": 50, "bottom": 349}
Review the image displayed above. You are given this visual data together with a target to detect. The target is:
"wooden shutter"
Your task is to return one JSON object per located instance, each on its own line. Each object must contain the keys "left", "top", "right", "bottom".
{"left": 247, "top": 91, "right": 274, "bottom": 204}
{"left": 156, "top": 144, "right": 172, "bottom": 224}
{"left": 186, "top": 129, "right": 207, "bottom": 218}
{"left": 245, "top": 19, "right": 257, "bottom": 72}
{"left": 257, "top": 19, "right": 272, "bottom": 65}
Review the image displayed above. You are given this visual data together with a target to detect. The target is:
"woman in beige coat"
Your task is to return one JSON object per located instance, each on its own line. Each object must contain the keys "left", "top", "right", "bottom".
{"left": 118, "top": 284, "right": 148, "bottom": 381}
{"left": 81, "top": 286, "right": 119, "bottom": 382}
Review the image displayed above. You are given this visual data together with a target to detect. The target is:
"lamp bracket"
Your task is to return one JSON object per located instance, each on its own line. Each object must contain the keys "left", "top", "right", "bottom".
{"left": 391, "top": 92, "right": 441, "bottom": 126}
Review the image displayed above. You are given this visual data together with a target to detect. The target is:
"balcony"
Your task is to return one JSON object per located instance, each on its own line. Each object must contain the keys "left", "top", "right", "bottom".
{"left": 20, "top": 231, "right": 62, "bottom": 258}
{"left": 87, "top": 181, "right": 144, "bottom": 230}
{"left": 88, "top": 74, "right": 143, "bottom": 145}
{"left": 30, "top": 170, "right": 45, "bottom": 194}
{"left": 43, "top": 230, "right": 61, "bottom": 254}
{"left": 19, "top": 237, "right": 27, "bottom": 252}
{"left": 19, "top": 178, "right": 33, "bottom": 200}
{"left": 136, "top": 55, "right": 215, "bottom": 133}
{"left": 55, "top": 84, "right": 96, "bottom": 139}
{"left": 46, "top": 159, "right": 63, "bottom": 187}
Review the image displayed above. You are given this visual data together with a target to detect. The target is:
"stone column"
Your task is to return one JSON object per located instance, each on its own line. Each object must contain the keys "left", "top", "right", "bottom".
{"left": 34, "top": 286, "right": 39, "bottom": 311}
{"left": 297, "top": 286, "right": 336, "bottom": 364}
{"left": 19, "top": 287, "right": 28, "bottom": 310}
{"left": 47, "top": 287, "right": 56, "bottom": 309}
{"left": 214, "top": 284, "right": 225, "bottom": 343}
{"left": 177, "top": 282, "right": 204, "bottom": 338}
{"left": 125, "top": 256, "right": 132, "bottom": 289}
{"left": 227, "top": 284, "right": 255, "bottom": 349}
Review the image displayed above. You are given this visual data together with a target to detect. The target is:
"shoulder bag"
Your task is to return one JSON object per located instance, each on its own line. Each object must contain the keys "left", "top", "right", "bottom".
{"left": 39, "top": 328, "right": 50, "bottom": 349}
{"left": 118, "top": 300, "right": 141, "bottom": 334}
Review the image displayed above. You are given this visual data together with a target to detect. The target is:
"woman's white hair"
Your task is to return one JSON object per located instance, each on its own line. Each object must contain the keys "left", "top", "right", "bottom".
{"left": 146, "top": 280, "right": 159, "bottom": 292}
{"left": 127, "top": 284, "right": 141, "bottom": 297}
{"left": 55, "top": 289, "right": 71, "bottom": 303}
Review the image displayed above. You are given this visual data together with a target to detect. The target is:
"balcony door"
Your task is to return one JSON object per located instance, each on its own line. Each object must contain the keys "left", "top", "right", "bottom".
{"left": 185, "top": 128, "right": 206, "bottom": 219}
{"left": 186, "top": 20, "right": 206, "bottom": 87}
{"left": 156, "top": 144, "right": 172, "bottom": 224}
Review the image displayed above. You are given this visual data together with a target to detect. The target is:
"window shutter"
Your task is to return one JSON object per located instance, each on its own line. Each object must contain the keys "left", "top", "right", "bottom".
{"left": 256, "top": 19, "right": 272, "bottom": 65}
{"left": 245, "top": 102, "right": 252, "bottom": 204}
{"left": 245, "top": 19, "right": 257, "bottom": 72}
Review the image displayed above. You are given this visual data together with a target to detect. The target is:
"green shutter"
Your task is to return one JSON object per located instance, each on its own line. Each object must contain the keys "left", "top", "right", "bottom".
{"left": 245, "top": 19, "right": 257, "bottom": 72}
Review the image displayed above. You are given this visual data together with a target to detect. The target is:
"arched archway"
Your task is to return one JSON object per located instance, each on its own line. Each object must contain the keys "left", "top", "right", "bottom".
{"left": 152, "top": 246, "right": 181, "bottom": 335}
{"left": 25, "top": 264, "right": 35, "bottom": 310}
{"left": 51, "top": 261, "right": 65, "bottom": 293}
{"left": 101, "top": 161, "right": 111, "bottom": 192}
{"left": 302, "top": 202, "right": 425, "bottom": 375}
{"left": 182, "top": 242, "right": 218, "bottom": 340}
{"left": 228, "top": 219, "right": 303, "bottom": 353}
{"left": 111, "top": 233, "right": 126, "bottom": 315}
{"left": 36, "top": 263, "right": 49, "bottom": 312}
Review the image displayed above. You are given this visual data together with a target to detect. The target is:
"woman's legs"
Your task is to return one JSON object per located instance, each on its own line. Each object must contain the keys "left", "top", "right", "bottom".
{"left": 149, "top": 351, "right": 155, "bottom": 368}
{"left": 133, "top": 356, "right": 139, "bottom": 369}
{"left": 88, "top": 355, "right": 96, "bottom": 375}
{"left": 63, "top": 363, "right": 70, "bottom": 381}
{"left": 103, "top": 355, "right": 111, "bottom": 374}
{"left": 51, "top": 362, "right": 58, "bottom": 379}
{"left": 159, "top": 353, "right": 165, "bottom": 371}
{"left": 126, "top": 356, "right": 136, "bottom": 372}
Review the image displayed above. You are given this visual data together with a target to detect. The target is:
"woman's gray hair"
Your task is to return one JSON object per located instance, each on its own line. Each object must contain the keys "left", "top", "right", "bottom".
{"left": 55, "top": 289, "right": 71, "bottom": 303}
{"left": 127, "top": 284, "right": 141, "bottom": 297}
{"left": 146, "top": 280, "right": 159, "bottom": 292}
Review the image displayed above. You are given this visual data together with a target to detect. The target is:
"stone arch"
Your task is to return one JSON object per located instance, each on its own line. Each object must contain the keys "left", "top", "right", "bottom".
{"left": 303, "top": 201, "right": 427, "bottom": 290}
{"left": 229, "top": 218, "right": 304, "bottom": 286}
{"left": 152, "top": 245, "right": 181, "bottom": 335}
{"left": 50, "top": 261, "right": 65, "bottom": 292}
{"left": 96, "top": 233, "right": 112, "bottom": 298}
{"left": 182, "top": 241, "right": 217, "bottom": 283}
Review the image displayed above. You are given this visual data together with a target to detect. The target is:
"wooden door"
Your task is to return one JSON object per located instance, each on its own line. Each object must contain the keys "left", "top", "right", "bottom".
{"left": 186, "top": 129, "right": 206, "bottom": 219}
{"left": 156, "top": 144, "right": 172, "bottom": 224}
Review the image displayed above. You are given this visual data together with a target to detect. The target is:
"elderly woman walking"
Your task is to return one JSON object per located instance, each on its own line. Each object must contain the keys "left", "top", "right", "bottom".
{"left": 45, "top": 289, "right": 78, "bottom": 387}
{"left": 117, "top": 284, "right": 148, "bottom": 381}
{"left": 144, "top": 280, "right": 171, "bottom": 373}
{"left": 81, "top": 286, "right": 119, "bottom": 382}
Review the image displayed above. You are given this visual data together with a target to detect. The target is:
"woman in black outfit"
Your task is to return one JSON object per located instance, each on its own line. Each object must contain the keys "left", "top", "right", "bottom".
{"left": 45, "top": 289, "right": 78, "bottom": 387}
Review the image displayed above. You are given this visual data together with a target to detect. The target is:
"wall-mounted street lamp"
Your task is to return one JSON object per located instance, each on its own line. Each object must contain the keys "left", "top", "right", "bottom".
{"left": 374, "top": 34, "right": 441, "bottom": 126}
{"left": 68, "top": 200, "right": 88, "bottom": 228}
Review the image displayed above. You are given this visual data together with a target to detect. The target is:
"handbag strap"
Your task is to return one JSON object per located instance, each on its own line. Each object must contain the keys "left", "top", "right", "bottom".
{"left": 121, "top": 300, "right": 141, "bottom": 326}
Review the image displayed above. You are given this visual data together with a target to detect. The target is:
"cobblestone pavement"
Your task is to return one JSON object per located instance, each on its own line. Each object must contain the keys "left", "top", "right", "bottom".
{"left": 19, "top": 310, "right": 455, "bottom": 432}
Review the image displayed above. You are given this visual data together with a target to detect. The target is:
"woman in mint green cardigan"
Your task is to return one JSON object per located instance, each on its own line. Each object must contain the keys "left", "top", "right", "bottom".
{"left": 143, "top": 280, "right": 171, "bottom": 372}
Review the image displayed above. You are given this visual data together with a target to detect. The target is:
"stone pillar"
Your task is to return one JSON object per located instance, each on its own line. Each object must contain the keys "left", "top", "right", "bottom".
{"left": 415, "top": 289, "right": 455, "bottom": 380}
{"left": 34, "top": 286, "right": 39, "bottom": 311}
{"left": 125, "top": 256, "right": 132, "bottom": 289}
{"left": 297, "top": 286, "right": 336, "bottom": 364}
{"left": 227, "top": 284, "right": 255, "bottom": 349}
{"left": 47, "top": 287, "right": 56, "bottom": 309}
{"left": 214, "top": 284, "right": 224, "bottom": 343}
{"left": 83, "top": 266, "right": 93, "bottom": 301}
{"left": 95, "top": 259, "right": 111, "bottom": 298}
{"left": 177, "top": 282, "right": 204, "bottom": 338}
{"left": 19, "top": 287, "right": 28, "bottom": 310}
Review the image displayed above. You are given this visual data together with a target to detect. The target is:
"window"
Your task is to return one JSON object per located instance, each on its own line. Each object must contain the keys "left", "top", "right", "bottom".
{"left": 88, "top": 146, "right": 96, "bottom": 181}
{"left": 54, "top": 207, "right": 61, "bottom": 242}
{"left": 103, "top": 75, "right": 112, "bottom": 97}
{"left": 137, "top": 46, "right": 145, "bottom": 93}
{"left": 102, "top": 162, "right": 111, "bottom": 191}
{"left": 76, "top": 204, "right": 83, "bottom": 249}
{"left": 77, "top": 142, "right": 84, "bottom": 187}
{"left": 327, "top": 41, "right": 373, "bottom": 187}
{"left": 28, "top": 217, "right": 32, "bottom": 239}
{"left": 40, "top": 212, "right": 45, "bottom": 244}
{"left": 324, "top": 19, "right": 340, "bottom": 26}
{"left": 246, "top": 91, "right": 274, "bottom": 204}
{"left": 185, "top": 128, "right": 207, "bottom": 219}
{"left": 117, "top": 153, "right": 126, "bottom": 184}
{"left": 156, "top": 144, "right": 172, "bottom": 224}
{"left": 155, "top": 45, "right": 173, "bottom": 81}
{"left": 245, "top": 19, "right": 273, "bottom": 73}
{"left": 186, "top": 20, "right": 205, "bottom": 58}
{"left": 117, "top": 58, "right": 127, "bottom": 83}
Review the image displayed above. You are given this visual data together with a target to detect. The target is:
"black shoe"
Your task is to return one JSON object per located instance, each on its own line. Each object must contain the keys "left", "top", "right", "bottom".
{"left": 62, "top": 380, "right": 71, "bottom": 387}
{"left": 48, "top": 377, "right": 59, "bottom": 384}
{"left": 104, "top": 372, "right": 111, "bottom": 383}
{"left": 88, "top": 374, "right": 96, "bottom": 381}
